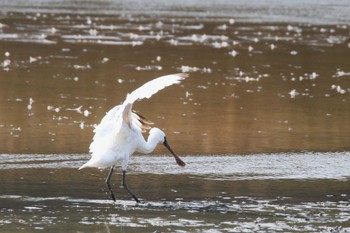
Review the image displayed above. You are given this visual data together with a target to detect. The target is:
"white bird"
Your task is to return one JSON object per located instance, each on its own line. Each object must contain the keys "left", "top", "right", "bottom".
{"left": 79, "top": 73, "right": 187, "bottom": 203}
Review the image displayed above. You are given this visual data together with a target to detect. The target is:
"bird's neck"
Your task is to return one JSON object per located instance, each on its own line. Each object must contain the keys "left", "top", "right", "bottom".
{"left": 138, "top": 133, "right": 161, "bottom": 154}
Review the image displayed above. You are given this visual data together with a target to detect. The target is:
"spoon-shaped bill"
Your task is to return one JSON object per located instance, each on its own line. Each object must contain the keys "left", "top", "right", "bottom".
{"left": 163, "top": 138, "right": 186, "bottom": 167}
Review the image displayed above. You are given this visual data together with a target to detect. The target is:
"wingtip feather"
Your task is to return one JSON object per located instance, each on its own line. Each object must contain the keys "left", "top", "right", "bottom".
{"left": 174, "top": 73, "right": 189, "bottom": 79}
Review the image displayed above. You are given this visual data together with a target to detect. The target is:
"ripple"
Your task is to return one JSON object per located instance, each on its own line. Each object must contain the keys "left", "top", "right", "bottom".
{"left": 1, "top": 194, "right": 349, "bottom": 232}
{"left": 1, "top": 153, "right": 350, "bottom": 180}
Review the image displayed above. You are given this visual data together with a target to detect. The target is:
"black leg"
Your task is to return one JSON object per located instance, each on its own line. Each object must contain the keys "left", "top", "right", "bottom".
{"left": 105, "top": 166, "right": 116, "bottom": 202}
{"left": 122, "top": 170, "right": 140, "bottom": 203}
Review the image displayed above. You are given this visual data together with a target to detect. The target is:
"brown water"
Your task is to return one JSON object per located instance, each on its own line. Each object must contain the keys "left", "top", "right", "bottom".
{"left": 1, "top": 153, "right": 350, "bottom": 232}
{"left": 0, "top": 1, "right": 350, "bottom": 232}
{"left": 0, "top": 2, "right": 349, "bottom": 155}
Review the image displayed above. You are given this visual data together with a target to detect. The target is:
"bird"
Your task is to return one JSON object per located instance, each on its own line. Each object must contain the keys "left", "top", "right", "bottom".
{"left": 79, "top": 73, "right": 187, "bottom": 203}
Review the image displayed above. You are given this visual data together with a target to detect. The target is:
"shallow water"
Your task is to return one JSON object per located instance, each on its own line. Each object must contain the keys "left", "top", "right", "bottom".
{"left": 1, "top": 153, "right": 350, "bottom": 232}
{"left": 0, "top": 2, "right": 350, "bottom": 154}
{"left": 0, "top": 1, "right": 350, "bottom": 232}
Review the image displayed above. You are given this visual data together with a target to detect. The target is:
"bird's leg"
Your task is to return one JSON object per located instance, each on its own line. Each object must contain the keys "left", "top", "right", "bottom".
{"left": 105, "top": 166, "right": 116, "bottom": 202}
{"left": 122, "top": 170, "right": 140, "bottom": 203}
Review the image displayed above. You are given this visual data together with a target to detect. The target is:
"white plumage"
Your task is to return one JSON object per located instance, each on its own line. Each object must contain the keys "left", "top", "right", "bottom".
{"left": 79, "top": 73, "right": 187, "bottom": 202}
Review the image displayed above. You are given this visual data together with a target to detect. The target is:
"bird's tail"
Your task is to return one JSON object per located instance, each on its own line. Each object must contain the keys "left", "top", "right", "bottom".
{"left": 79, "top": 156, "right": 105, "bottom": 170}
{"left": 79, "top": 160, "right": 92, "bottom": 170}
{"left": 78, "top": 164, "right": 87, "bottom": 170}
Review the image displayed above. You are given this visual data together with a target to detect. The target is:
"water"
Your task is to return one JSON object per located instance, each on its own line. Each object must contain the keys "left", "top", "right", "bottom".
{"left": 1, "top": 153, "right": 350, "bottom": 232}
{"left": 0, "top": 0, "right": 350, "bottom": 232}
{"left": 0, "top": 1, "right": 350, "bottom": 155}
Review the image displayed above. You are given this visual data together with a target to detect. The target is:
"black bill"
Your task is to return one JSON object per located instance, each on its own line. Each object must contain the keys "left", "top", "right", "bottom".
{"left": 163, "top": 137, "right": 186, "bottom": 167}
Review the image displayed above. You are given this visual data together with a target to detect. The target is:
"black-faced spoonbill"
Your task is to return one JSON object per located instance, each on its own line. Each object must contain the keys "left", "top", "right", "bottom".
{"left": 79, "top": 73, "right": 187, "bottom": 203}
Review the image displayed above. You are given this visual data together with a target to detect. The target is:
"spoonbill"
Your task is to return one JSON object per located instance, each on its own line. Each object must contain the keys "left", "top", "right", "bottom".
{"left": 79, "top": 73, "right": 187, "bottom": 203}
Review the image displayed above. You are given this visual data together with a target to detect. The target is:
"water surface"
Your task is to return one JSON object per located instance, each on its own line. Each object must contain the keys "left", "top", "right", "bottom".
{"left": 0, "top": 1, "right": 350, "bottom": 232}
{"left": 1, "top": 153, "right": 350, "bottom": 232}
{"left": 0, "top": 1, "right": 349, "bottom": 154}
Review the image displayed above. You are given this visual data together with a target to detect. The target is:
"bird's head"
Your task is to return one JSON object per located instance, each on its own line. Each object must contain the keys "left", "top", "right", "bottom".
{"left": 149, "top": 128, "right": 186, "bottom": 167}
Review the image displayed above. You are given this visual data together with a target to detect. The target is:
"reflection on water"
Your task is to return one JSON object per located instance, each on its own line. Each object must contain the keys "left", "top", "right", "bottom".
{"left": 0, "top": 153, "right": 350, "bottom": 232}
{"left": 0, "top": 1, "right": 350, "bottom": 232}
{"left": 1, "top": 0, "right": 350, "bottom": 24}
{"left": 0, "top": 2, "right": 349, "bottom": 154}
{"left": 1, "top": 152, "right": 350, "bottom": 180}
{"left": 1, "top": 193, "right": 350, "bottom": 232}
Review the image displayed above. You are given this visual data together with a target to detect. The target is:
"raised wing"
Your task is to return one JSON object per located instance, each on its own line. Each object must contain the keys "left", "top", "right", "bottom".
{"left": 121, "top": 73, "right": 187, "bottom": 132}
{"left": 124, "top": 73, "right": 188, "bottom": 105}
{"left": 88, "top": 73, "right": 187, "bottom": 157}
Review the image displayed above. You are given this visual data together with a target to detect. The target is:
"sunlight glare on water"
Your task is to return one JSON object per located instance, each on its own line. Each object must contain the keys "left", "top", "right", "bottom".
{"left": 1, "top": 152, "right": 350, "bottom": 180}
{"left": 0, "top": 0, "right": 350, "bottom": 232}
{"left": 0, "top": 153, "right": 350, "bottom": 232}
{"left": 0, "top": 1, "right": 349, "bottom": 154}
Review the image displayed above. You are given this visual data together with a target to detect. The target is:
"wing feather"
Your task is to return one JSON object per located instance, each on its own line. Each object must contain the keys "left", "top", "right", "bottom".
{"left": 124, "top": 73, "right": 188, "bottom": 105}
{"left": 88, "top": 73, "right": 187, "bottom": 158}
{"left": 89, "top": 105, "right": 122, "bottom": 154}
